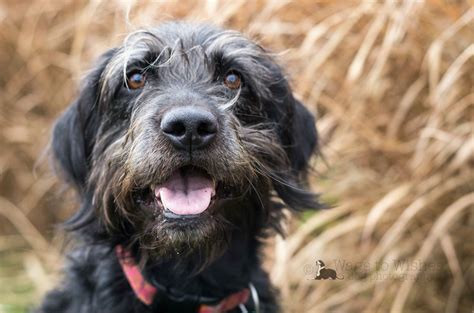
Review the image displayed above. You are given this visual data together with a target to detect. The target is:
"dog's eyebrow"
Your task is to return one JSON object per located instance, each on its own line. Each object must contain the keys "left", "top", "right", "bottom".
{"left": 210, "top": 50, "right": 248, "bottom": 77}
{"left": 143, "top": 49, "right": 170, "bottom": 69}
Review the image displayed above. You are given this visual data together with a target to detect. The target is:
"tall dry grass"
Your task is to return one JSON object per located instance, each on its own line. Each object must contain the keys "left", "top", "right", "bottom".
{"left": 0, "top": 1, "right": 473, "bottom": 312}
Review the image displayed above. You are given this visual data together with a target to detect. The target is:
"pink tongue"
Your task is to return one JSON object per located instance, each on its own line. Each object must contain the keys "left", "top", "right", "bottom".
{"left": 155, "top": 170, "right": 215, "bottom": 215}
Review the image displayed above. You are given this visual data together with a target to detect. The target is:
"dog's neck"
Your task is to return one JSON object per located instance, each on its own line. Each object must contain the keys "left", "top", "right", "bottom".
{"left": 142, "top": 228, "right": 259, "bottom": 298}
{"left": 141, "top": 193, "right": 269, "bottom": 299}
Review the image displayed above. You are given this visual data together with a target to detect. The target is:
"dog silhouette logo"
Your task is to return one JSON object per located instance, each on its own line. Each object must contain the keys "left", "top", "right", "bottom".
{"left": 314, "top": 260, "right": 344, "bottom": 280}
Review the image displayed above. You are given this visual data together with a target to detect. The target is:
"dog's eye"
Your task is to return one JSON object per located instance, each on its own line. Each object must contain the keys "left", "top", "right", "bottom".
{"left": 127, "top": 72, "right": 146, "bottom": 89}
{"left": 223, "top": 71, "right": 241, "bottom": 89}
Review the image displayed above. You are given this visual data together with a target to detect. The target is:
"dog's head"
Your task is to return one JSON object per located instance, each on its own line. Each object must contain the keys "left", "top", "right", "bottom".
{"left": 52, "top": 22, "right": 318, "bottom": 262}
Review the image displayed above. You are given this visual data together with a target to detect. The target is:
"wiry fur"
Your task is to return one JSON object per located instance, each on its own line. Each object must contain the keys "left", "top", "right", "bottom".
{"left": 37, "top": 22, "right": 319, "bottom": 313}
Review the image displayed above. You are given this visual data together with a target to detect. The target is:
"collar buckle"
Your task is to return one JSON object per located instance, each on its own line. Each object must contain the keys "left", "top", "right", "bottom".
{"left": 238, "top": 283, "right": 260, "bottom": 313}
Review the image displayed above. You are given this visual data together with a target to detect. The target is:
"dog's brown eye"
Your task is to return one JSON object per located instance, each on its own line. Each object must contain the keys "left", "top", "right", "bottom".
{"left": 127, "top": 72, "right": 146, "bottom": 89}
{"left": 223, "top": 71, "right": 241, "bottom": 89}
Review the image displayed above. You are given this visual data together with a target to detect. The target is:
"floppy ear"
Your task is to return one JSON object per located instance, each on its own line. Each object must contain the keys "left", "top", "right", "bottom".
{"left": 52, "top": 50, "right": 115, "bottom": 194}
{"left": 253, "top": 52, "right": 320, "bottom": 211}
{"left": 287, "top": 98, "right": 318, "bottom": 176}
{"left": 273, "top": 94, "right": 320, "bottom": 211}
{"left": 253, "top": 56, "right": 318, "bottom": 176}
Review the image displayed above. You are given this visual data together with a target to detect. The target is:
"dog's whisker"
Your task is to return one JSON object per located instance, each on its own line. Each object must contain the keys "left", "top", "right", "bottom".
{"left": 245, "top": 176, "right": 265, "bottom": 212}
{"left": 219, "top": 88, "right": 241, "bottom": 111}
{"left": 144, "top": 47, "right": 171, "bottom": 70}
{"left": 252, "top": 166, "right": 308, "bottom": 193}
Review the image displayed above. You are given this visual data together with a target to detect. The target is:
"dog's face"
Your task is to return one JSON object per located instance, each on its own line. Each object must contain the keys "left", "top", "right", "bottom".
{"left": 53, "top": 23, "right": 318, "bottom": 262}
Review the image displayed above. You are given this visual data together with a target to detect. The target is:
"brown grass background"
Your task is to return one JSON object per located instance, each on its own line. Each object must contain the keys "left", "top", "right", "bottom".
{"left": 0, "top": 1, "right": 473, "bottom": 312}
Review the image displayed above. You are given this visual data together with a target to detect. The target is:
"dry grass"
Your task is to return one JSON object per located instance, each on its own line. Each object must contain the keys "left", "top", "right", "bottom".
{"left": 0, "top": 1, "right": 473, "bottom": 312}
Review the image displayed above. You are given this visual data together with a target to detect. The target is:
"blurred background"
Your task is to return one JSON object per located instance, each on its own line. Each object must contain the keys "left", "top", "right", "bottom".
{"left": 0, "top": 0, "right": 473, "bottom": 312}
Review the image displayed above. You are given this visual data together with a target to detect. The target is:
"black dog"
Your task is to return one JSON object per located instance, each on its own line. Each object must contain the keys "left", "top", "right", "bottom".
{"left": 36, "top": 22, "right": 319, "bottom": 313}
{"left": 314, "top": 260, "right": 343, "bottom": 280}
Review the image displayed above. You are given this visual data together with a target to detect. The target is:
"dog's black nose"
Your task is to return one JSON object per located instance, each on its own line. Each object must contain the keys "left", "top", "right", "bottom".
{"left": 160, "top": 107, "right": 218, "bottom": 151}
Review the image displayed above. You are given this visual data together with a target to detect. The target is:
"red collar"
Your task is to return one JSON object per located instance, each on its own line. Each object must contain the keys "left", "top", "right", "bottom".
{"left": 115, "top": 245, "right": 250, "bottom": 312}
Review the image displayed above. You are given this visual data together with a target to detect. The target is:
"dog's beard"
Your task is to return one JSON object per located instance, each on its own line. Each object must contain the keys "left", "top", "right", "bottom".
{"left": 135, "top": 209, "right": 232, "bottom": 269}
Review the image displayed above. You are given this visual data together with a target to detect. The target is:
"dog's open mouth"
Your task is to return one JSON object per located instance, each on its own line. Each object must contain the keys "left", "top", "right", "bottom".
{"left": 152, "top": 166, "right": 216, "bottom": 217}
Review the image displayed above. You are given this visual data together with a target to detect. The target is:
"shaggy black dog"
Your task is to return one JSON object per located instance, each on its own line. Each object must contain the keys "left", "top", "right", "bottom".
{"left": 36, "top": 22, "right": 319, "bottom": 313}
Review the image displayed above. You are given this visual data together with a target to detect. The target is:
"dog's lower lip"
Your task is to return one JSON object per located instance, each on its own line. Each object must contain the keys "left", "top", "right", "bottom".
{"left": 154, "top": 196, "right": 216, "bottom": 218}
{"left": 161, "top": 198, "right": 216, "bottom": 219}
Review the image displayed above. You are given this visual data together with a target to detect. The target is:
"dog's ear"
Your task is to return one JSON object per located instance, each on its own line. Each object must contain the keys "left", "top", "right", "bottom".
{"left": 272, "top": 93, "right": 320, "bottom": 211}
{"left": 52, "top": 50, "right": 115, "bottom": 194}
{"left": 287, "top": 97, "right": 318, "bottom": 175}
{"left": 257, "top": 55, "right": 320, "bottom": 211}
{"left": 254, "top": 56, "right": 318, "bottom": 176}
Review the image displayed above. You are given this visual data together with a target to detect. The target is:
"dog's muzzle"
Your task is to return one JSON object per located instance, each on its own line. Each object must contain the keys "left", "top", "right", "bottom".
{"left": 151, "top": 106, "right": 220, "bottom": 217}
